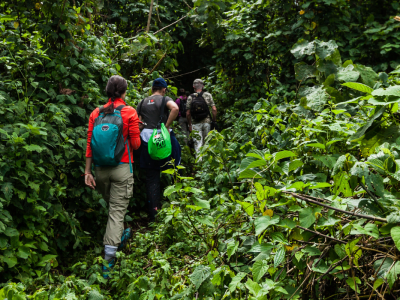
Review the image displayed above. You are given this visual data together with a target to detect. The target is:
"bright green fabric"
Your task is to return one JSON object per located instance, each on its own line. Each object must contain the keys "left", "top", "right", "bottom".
{"left": 148, "top": 123, "right": 172, "bottom": 160}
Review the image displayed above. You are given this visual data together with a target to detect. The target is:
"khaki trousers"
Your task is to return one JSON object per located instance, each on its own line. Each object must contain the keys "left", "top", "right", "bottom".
{"left": 192, "top": 123, "right": 211, "bottom": 156}
{"left": 95, "top": 164, "right": 133, "bottom": 246}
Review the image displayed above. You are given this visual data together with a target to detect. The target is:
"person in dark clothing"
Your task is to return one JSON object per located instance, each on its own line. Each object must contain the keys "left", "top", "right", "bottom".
{"left": 137, "top": 78, "right": 180, "bottom": 222}
{"left": 175, "top": 88, "right": 189, "bottom": 144}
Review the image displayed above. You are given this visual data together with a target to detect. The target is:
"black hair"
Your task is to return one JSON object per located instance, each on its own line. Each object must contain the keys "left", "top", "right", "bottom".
{"left": 151, "top": 86, "right": 165, "bottom": 94}
{"left": 101, "top": 75, "right": 127, "bottom": 115}
{"left": 179, "top": 88, "right": 185, "bottom": 96}
{"left": 185, "top": 91, "right": 190, "bottom": 96}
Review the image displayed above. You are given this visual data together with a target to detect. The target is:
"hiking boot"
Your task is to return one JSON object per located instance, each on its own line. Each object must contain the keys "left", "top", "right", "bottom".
{"left": 102, "top": 258, "right": 115, "bottom": 279}
{"left": 118, "top": 228, "right": 132, "bottom": 251}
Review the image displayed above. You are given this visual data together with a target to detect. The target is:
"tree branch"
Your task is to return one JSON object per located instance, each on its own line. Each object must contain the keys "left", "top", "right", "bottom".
{"left": 154, "top": 14, "right": 188, "bottom": 34}
{"left": 284, "top": 192, "right": 387, "bottom": 223}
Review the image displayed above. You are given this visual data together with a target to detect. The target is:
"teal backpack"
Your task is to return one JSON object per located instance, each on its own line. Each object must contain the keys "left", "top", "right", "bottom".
{"left": 91, "top": 105, "right": 132, "bottom": 172}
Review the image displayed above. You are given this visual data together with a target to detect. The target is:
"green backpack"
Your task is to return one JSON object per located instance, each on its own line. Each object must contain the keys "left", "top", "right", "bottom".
{"left": 148, "top": 96, "right": 172, "bottom": 160}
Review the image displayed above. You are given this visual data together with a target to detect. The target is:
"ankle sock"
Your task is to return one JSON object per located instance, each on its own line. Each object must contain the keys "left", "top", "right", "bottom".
{"left": 104, "top": 245, "right": 117, "bottom": 261}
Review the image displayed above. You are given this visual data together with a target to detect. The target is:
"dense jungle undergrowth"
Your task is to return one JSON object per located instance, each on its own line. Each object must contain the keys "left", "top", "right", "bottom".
{"left": 4, "top": 0, "right": 400, "bottom": 299}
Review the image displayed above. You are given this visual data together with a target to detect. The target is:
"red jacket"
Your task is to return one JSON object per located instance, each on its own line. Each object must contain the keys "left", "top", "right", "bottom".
{"left": 86, "top": 98, "right": 141, "bottom": 163}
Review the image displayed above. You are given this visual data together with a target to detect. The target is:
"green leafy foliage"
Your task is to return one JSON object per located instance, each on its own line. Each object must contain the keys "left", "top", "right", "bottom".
{"left": 2, "top": 0, "right": 400, "bottom": 299}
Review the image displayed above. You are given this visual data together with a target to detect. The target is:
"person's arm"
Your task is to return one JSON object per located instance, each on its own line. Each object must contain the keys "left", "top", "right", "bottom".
{"left": 166, "top": 100, "right": 179, "bottom": 129}
{"left": 212, "top": 106, "right": 217, "bottom": 122}
{"left": 186, "top": 110, "right": 192, "bottom": 132}
{"left": 207, "top": 93, "right": 217, "bottom": 122}
{"left": 85, "top": 157, "right": 96, "bottom": 190}
{"left": 129, "top": 108, "right": 141, "bottom": 150}
{"left": 186, "top": 95, "right": 192, "bottom": 132}
{"left": 85, "top": 111, "right": 96, "bottom": 189}
{"left": 138, "top": 115, "right": 144, "bottom": 131}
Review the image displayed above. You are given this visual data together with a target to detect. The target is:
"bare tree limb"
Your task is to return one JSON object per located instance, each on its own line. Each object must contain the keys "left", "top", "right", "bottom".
{"left": 154, "top": 15, "right": 188, "bottom": 35}
{"left": 284, "top": 192, "right": 387, "bottom": 223}
{"left": 146, "top": 0, "right": 155, "bottom": 33}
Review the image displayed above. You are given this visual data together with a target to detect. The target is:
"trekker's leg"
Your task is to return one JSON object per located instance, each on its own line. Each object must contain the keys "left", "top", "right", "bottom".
{"left": 179, "top": 117, "right": 189, "bottom": 145}
{"left": 145, "top": 168, "right": 161, "bottom": 222}
{"left": 192, "top": 123, "right": 203, "bottom": 156}
{"left": 103, "top": 164, "right": 132, "bottom": 252}
{"left": 202, "top": 123, "right": 211, "bottom": 147}
{"left": 95, "top": 166, "right": 112, "bottom": 203}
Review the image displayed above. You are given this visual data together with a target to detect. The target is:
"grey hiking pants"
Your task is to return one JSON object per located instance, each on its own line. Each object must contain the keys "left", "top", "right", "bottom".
{"left": 95, "top": 164, "right": 133, "bottom": 247}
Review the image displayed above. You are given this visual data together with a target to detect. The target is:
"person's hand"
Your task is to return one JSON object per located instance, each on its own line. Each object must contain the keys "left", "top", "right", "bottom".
{"left": 189, "top": 125, "right": 192, "bottom": 132}
{"left": 85, "top": 174, "right": 96, "bottom": 190}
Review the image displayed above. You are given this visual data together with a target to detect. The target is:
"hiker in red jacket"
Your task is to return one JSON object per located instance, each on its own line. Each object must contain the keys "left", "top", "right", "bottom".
{"left": 84, "top": 75, "right": 141, "bottom": 278}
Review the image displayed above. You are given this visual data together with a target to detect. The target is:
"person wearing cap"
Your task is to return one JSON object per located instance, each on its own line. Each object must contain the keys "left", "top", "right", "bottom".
{"left": 186, "top": 79, "right": 217, "bottom": 157}
{"left": 136, "top": 78, "right": 179, "bottom": 222}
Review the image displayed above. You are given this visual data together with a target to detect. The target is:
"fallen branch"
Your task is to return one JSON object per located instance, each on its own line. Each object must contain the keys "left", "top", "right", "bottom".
{"left": 154, "top": 14, "right": 189, "bottom": 35}
{"left": 359, "top": 182, "right": 385, "bottom": 214}
{"left": 164, "top": 66, "right": 211, "bottom": 79}
{"left": 315, "top": 255, "right": 348, "bottom": 281}
{"left": 140, "top": 52, "right": 167, "bottom": 89}
{"left": 288, "top": 262, "right": 313, "bottom": 300}
{"left": 296, "top": 225, "right": 346, "bottom": 244}
{"left": 285, "top": 192, "right": 387, "bottom": 223}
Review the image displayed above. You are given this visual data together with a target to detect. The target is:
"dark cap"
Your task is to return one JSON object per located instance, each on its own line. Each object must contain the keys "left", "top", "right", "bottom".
{"left": 153, "top": 78, "right": 168, "bottom": 88}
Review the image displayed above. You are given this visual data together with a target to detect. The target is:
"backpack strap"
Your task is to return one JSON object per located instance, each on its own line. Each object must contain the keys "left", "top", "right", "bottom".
{"left": 137, "top": 100, "right": 144, "bottom": 117}
{"left": 157, "top": 96, "right": 167, "bottom": 129}
{"left": 114, "top": 104, "right": 133, "bottom": 173}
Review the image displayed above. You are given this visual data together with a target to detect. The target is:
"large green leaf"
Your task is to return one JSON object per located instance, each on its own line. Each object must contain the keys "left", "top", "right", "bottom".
{"left": 342, "top": 82, "right": 373, "bottom": 94}
{"left": 289, "top": 160, "right": 303, "bottom": 172}
{"left": 4, "top": 227, "right": 19, "bottom": 237}
{"left": 239, "top": 157, "right": 259, "bottom": 172}
{"left": 189, "top": 265, "right": 211, "bottom": 290}
{"left": 238, "top": 169, "right": 263, "bottom": 179}
{"left": 238, "top": 201, "right": 254, "bottom": 217}
{"left": 391, "top": 226, "right": 400, "bottom": 251}
{"left": 252, "top": 260, "right": 269, "bottom": 283}
{"left": 346, "top": 277, "right": 361, "bottom": 293}
{"left": 351, "top": 224, "right": 379, "bottom": 239}
{"left": 294, "top": 62, "right": 316, "bottom": 81}
{"left": 227, "top": 240, "right": 239, "bottom": 260}
{"left": 17, "top": 246, "right": 30, "bottom": 259}
{"left": 254, "top": 216, "right": 280, "bottom": 236}
{"left": 348, "top": 106, "right": 385, "bottom": 141}
{"left": 299, "top": 207, "right": 317, "bottom": 228}
{"left": 290, "top": 39, "right": 315, "bottom": 59}
{"left": 193, "top": 199, "right": 210, "bottom": 209}
{"left": 368, "top": 97, "right": 400, "bottom": 105}
{"left": 274, "top": 247, "right": 285, "bottom": 268}
{"left": 245, "top": 278, "right": 261, "bottom": 296}
{"left": 228, "top": 272, "right": 247, "bottom": 293}
{"left": 315, "top": 40, "right": 338, "bottom": 60}
{"left": 274, "top": 151, "right": 296, "bottom": 162}
{"left": 313, "top": 155, "right": 338, "bottom": 169}
{"left": 246, "top": 160, "right": 267, "bottom": 170}
{"left": 3, "top": 257, "right": 17, "bottom": 268}
{"left": 372, "top": 86, "right": 400, "bottom": 97}
{"left": 387, "top": 261, "right": 400, "bottom": 288}
{"left": 336, "top": 65, "right": 359, "bottom": 82}
{"left": 300, "top": 86, "right": 329, "bottom": 112}
{"left": 354, "top": 64, "right": 378, "bottom": 87}
{"left": 374, "top": 258, "right": 394, "bottom": 279}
